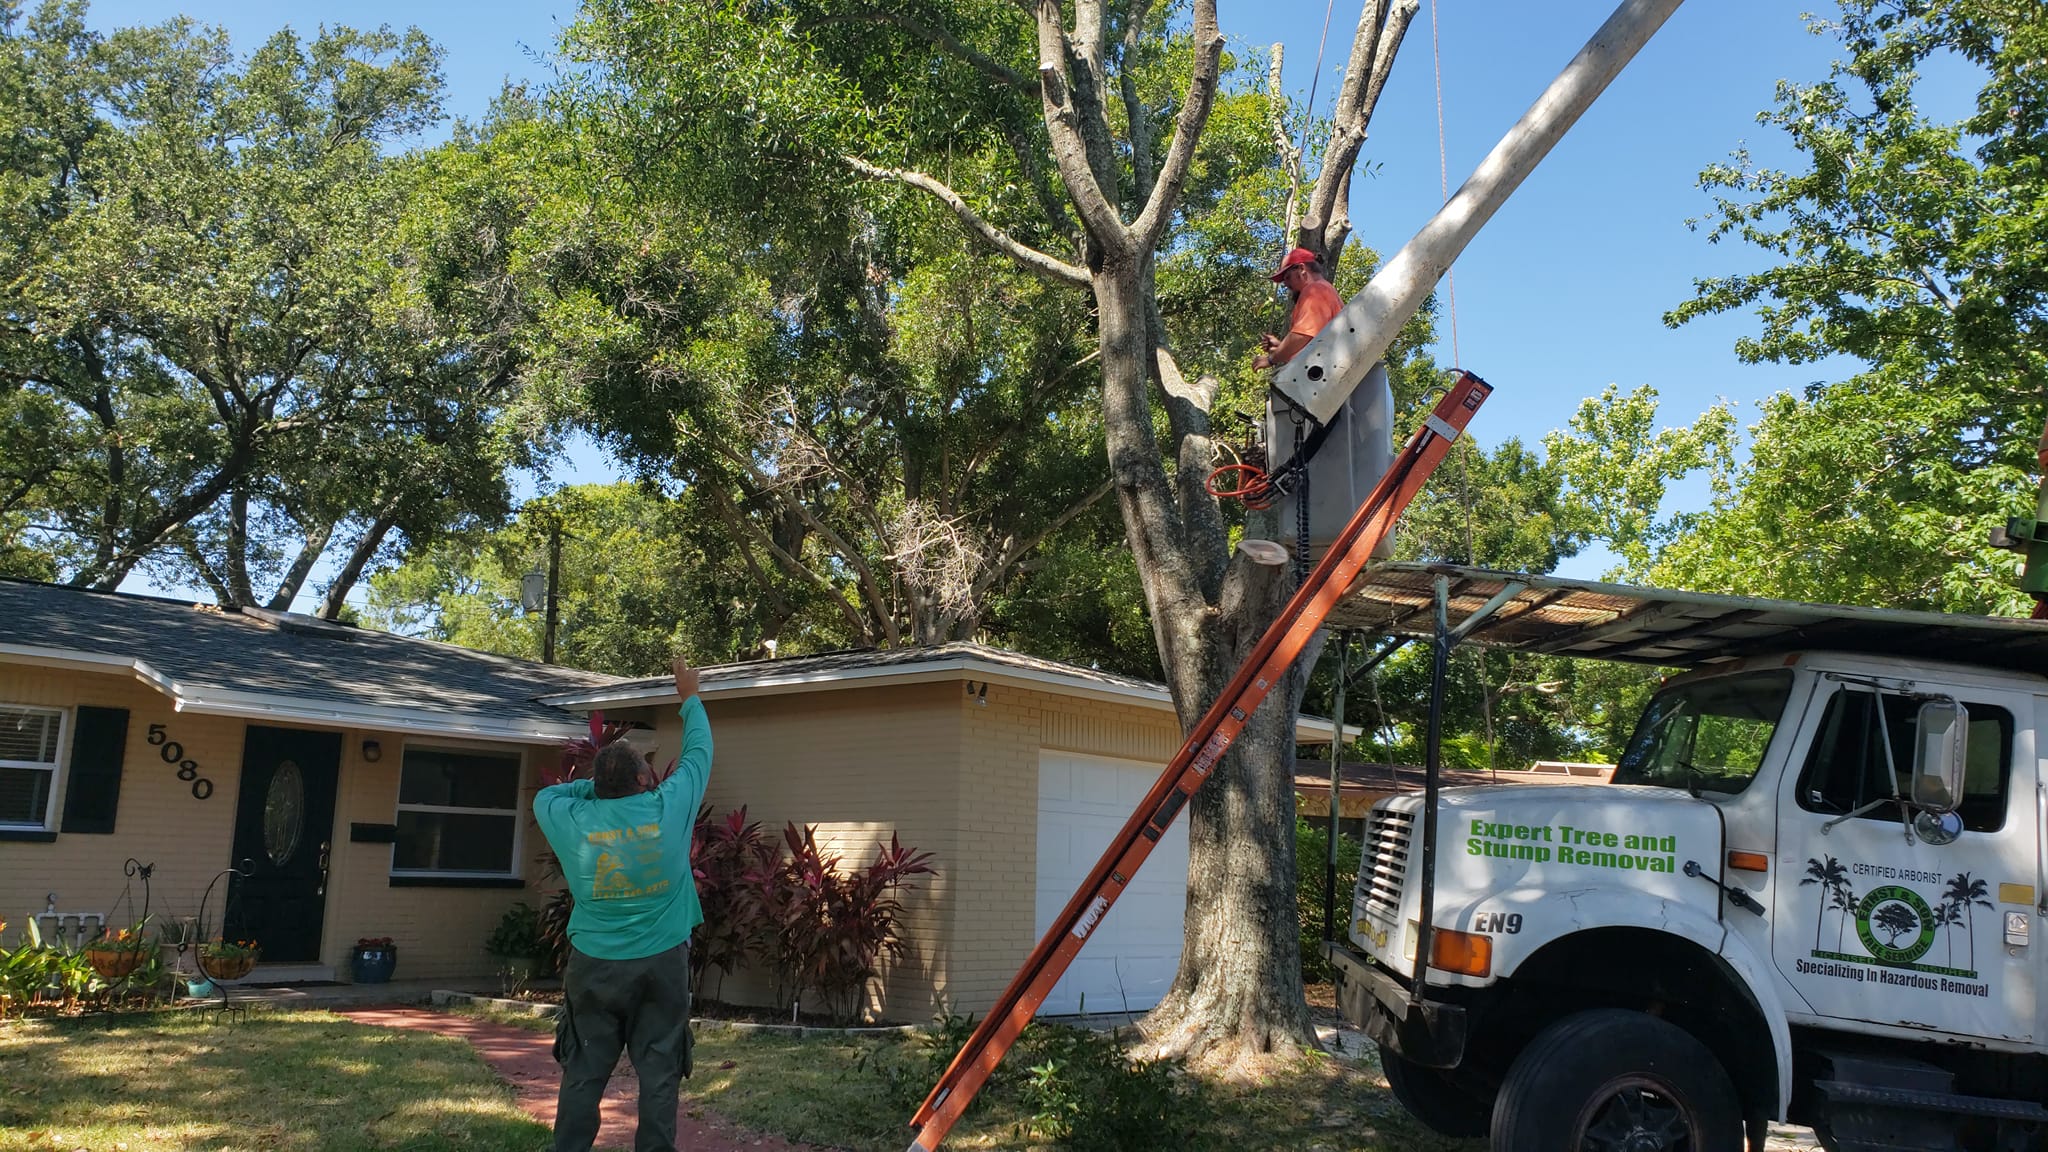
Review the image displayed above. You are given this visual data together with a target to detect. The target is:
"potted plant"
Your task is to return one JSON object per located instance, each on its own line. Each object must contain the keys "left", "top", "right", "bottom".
{"left": 198, "top": 938, "right": 260, "bottom": 982}
{"left": 485, "top": 903, "right": 542, "bottom": 993}
{"left": 84, "top": 925, "right": 155, "bottom": 981}
{"left": 351, "top": 936, "right": 398, "bottom": 984}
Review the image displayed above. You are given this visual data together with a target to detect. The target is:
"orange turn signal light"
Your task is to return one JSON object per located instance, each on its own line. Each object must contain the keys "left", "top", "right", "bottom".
{"left": 1727, "top": 850, "right": 1770, "bottom": 874}
{"left": 1429, "top": 929, "right": 1493, "bottom": 978}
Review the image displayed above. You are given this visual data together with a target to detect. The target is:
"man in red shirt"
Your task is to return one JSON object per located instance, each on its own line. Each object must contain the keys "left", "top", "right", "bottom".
{"left": 1252, "top": 247, "right": 1343, "bottom": 370}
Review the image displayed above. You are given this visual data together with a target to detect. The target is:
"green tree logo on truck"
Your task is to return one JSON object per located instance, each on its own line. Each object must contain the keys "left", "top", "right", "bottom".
{"left": 1803, "top": 862, "right": 1983, "bottom": 979}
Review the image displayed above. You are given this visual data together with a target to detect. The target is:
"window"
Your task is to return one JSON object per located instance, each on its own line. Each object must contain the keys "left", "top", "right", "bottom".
{"left": 1796, "top": 690, "right": 2013, "bottom": 833}
{"left": 0, "top": 705, "right": 64, "bottom": 829}
{"left": 392, "top": 746, "right": 524, "bottom": 876}
{"left": 1613, "top": 671, "right": 1794, "bottom": 796}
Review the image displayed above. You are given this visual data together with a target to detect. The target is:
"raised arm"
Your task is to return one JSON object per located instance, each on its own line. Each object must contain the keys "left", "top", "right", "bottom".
{"left": 659, "top": 656, "right": 713, "bottom": 806}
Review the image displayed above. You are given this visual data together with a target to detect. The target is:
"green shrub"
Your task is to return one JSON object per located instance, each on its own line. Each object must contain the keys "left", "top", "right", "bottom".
{"left": 1013, "top": 1023, "right": 1209, "bottom": 1151}
{"left": 1296, "top": 815, "right": 1363, "bottom": 984}
{"left": 485, "top": 902, "right": 543, "bottom": 960}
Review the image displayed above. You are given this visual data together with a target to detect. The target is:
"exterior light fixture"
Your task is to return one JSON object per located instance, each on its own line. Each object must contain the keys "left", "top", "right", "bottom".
{"left": 361, "top": 739, "right": 383, "bottom": 763}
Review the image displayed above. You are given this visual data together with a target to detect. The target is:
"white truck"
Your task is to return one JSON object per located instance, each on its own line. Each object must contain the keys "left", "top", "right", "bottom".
{"left": 1322, "top": 563, "right": 2048, "bottom": 1152}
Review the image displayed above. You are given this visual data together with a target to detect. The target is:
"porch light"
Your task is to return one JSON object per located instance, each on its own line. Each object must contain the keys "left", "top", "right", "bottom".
{"left": 361, "top": 739, "right": 383, "bottom": 763}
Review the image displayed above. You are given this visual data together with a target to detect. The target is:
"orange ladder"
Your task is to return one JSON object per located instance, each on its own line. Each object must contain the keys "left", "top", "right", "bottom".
{"left": 907, "top": 371, "right": 1493, "bottom": 1150}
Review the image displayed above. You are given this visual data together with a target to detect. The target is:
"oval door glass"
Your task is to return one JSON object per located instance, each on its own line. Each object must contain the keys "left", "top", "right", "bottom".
{"left": 263, "top": 760, "right": 305, "bottom": 865}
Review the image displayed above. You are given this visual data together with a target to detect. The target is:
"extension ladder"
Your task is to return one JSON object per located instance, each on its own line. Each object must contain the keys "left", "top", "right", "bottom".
{"left": 907, "top": 371, "right": 1493, "bottom": 1150}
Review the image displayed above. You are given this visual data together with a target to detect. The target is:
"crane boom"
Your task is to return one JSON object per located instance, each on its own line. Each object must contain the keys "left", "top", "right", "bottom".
{"left": 1272, "top": 0, "right": 1685, "bottom": 427}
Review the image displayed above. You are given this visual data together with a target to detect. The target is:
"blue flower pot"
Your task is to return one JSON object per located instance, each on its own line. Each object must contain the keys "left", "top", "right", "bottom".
{"left": 351, "top": 947, "right": 398, "bottom": 984}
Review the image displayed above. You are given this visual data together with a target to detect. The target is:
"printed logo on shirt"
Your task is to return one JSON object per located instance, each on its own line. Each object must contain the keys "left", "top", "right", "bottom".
{"left": 587, "top": 826, "right": 672, "bottom": 901}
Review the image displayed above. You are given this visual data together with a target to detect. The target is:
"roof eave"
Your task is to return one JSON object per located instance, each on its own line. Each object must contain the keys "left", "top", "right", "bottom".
{"left": 539, "top": 653, "right": 1339, "bottom": 742}
{"left": 0, "top": 642, "right": 584, "bottom": 745}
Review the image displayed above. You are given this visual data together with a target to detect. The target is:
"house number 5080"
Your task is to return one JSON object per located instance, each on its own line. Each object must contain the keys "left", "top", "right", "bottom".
{"left": 146, "top": 724, "right": 214, "bottom": 800}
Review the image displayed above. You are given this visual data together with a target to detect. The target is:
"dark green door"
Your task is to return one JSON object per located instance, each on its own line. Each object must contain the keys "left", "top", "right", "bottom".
{"left": 226, "top": 727, "right": 341, "bottom": 964}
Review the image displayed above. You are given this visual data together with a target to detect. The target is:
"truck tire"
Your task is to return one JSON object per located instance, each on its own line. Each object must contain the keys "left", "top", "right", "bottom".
{"left": 1381, "top": 1049, "right": 1493, "bottom": 1138}
{"left": 1490, "top": 1008, "right": 1742, "bottom": 1152}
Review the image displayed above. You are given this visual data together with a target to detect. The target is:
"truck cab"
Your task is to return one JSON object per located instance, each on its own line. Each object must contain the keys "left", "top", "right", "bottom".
{"left": 1322, "top": 564, "right": 2048, "bottom": 1152}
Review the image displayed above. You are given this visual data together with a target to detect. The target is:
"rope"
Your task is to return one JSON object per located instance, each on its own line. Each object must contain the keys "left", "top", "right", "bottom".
{"left": 1430, "top": 0, "right": 1460, "bottom": 368}
{"left": 1297, "top": 0, "right": 1340, "bottom": 166}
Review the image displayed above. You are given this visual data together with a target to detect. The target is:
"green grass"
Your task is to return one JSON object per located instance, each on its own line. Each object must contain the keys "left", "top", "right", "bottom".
{"left": 0, "top": 1004, "right": 1478, "bottom": 1152}
{"left": 441, "top": 1002, "right": 1477, "bottom": 1152}
{"left": 0, "top": 1009, "right": 549, "bottom": 1151}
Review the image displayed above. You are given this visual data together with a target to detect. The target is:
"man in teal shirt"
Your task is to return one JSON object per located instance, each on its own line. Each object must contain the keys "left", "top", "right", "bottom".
{"left": 535, "top": 657, "right": 712, "bottom": 1152}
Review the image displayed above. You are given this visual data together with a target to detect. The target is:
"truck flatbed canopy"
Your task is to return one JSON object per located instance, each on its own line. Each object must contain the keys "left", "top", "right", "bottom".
{"left": 1324, "top": 562, "right": 2048, "bottom": 673}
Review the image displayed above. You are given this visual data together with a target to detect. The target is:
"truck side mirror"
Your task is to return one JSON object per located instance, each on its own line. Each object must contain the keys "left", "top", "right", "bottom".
{"left": 1911, "top": 700, "right": 1968, "bottom": 814}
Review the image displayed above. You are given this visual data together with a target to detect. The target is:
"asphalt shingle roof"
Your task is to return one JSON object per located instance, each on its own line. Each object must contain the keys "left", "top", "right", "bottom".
{"left": 560, "top": 640, "right": 1166, "bottom": 701}
{"left": 0, "top": 579, "right": 623, "bottom": 730}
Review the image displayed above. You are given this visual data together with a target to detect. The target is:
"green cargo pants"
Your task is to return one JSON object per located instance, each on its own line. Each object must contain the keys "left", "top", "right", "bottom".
{"left": 552, "top": 941, "right": 694, "bottom": 1152}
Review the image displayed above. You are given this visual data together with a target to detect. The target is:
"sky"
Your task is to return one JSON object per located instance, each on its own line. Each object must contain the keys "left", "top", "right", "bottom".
{"left": 85, "top": 0, "right": 1978, "bottom": 602}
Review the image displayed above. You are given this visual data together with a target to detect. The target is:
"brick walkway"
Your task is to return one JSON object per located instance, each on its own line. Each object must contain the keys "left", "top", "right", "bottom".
{"left": 338, "top": 1008, "right": 823, "bottom": 1152}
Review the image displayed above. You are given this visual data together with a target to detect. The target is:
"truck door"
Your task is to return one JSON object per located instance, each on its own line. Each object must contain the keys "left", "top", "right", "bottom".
{"left": 1772, "top": 679, "right": 2036, "bottom": 1043}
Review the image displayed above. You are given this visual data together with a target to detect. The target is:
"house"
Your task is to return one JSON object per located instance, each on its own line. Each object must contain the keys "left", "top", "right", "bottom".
{"left": 0, "top": 579, "right": 1334, "bottom": 1021}
{"left": 0, "top": 579, "right": 616, "bottom": 982}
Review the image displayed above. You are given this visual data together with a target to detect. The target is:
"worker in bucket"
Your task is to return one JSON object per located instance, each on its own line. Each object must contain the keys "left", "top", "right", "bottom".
{"left": 535, "top": 655, "right": 713, "bottom": 1152}
{"left": 1252, "top": 246, "right": 1343, "bottom": 371}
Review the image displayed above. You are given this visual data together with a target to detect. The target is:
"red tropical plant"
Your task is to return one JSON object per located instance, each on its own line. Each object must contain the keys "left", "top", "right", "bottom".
{"left": 688, "top": 804, "right": 772, "bottom": 998}
{"left": 751, "top": 823, "right": 937, "bottom": 1024}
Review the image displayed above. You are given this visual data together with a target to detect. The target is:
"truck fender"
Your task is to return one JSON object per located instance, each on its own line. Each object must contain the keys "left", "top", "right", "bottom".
{"left": 1482, "top": 887, "right": 1793, "bottom": 1120}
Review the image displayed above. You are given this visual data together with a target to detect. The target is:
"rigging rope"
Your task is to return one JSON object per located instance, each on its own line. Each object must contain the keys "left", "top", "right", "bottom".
{"left": 1430, "top": 0, "right": 1460, "bottom": 368}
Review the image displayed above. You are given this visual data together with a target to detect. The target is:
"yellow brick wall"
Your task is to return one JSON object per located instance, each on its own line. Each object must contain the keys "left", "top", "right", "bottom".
{"left": 0, "top": 664, "right": 545, "bottom": 981}
{"left": 626, "top": 678, "right": 1184, "bottom": 1021}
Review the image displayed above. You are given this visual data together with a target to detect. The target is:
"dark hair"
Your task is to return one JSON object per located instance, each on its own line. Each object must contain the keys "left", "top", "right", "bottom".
{"left": 592, "top": 741, "right": 649, "bottom": 799}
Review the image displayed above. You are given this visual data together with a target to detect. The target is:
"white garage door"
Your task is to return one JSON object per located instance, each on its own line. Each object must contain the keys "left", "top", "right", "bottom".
{"left": 1035, "top": 750, "right": 1188, "bottom": 1015}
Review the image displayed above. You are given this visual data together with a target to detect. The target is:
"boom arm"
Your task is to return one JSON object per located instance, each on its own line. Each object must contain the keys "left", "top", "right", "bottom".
{"left": 1272, "top": 0, "right": 1684, "bottom": 426}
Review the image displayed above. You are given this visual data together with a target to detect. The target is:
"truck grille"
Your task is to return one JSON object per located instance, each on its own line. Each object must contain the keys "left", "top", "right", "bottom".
{"left": 1359, "top": 808, "right": 1414, "bottom": 924}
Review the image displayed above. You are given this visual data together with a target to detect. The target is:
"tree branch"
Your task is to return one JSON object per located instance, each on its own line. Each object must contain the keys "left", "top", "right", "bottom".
{"left": 843, "top": 154, "right": 1090, "bottom": 287}
{"left": 971, "top": 474, "right": 1114, "bottom": 601}
{"left": 718, "top": 444, "right": 902, "bottom": 646}
{"left": 1131, "top": 0, "right": 1224, "bottom": 253}
{"left": 715, "top": 487, "right": 873, "bottom": 643}
{"left": 799, "top": 11, "right": 1037, "bottom": 92}
{"left": 1032, "top": 0, "right": 1130, "bottom": 252}
{"left": 1300, "top": 0, "right": 1417, "bottom": 260}
{"left": 316, "top": 503, "right": 401, "bottom": 620}
{"left": 1120, "top": 0, "right": 1157, "bottom": 200}
{"left": 267, "top": 517, "right": 337, "bottom": 610}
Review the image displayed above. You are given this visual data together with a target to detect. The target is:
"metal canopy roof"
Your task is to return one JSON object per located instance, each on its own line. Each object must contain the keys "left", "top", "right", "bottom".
{"left": 1324, "top": 562, "right": 2048, "bottom": 674}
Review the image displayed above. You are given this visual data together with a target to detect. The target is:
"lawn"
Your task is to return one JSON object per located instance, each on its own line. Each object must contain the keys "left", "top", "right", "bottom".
{"left": 467, "top": 1005, "right": 1480, "bottom": 1152}
{"left": 0, "top": 1010, "right": 548, "bottom": 1151}
{"left": 1, "top": 1005, "right": 1479, "bottom": 1152}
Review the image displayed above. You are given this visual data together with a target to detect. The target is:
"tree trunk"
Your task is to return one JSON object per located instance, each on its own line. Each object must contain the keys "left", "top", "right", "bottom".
{"left": 1141, "top": 562, "right": 1319, "bottom": 1071}
{"left": 317, "top": 511, "right": 398, "bottom": 620}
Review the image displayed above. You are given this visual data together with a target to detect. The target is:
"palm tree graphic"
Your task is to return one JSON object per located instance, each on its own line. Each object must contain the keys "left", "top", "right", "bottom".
{"left": 1803, "top": 857, "right": 1850, "bottom": 951}
{"left": 1936, "top": 899, "right": 1966, "bottom": 968}
{"left": 1943, "top": 873, "right": 1992, "bottom": 972}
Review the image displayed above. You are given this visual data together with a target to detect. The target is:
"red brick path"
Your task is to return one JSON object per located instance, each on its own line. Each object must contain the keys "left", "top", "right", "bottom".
{"left": 338, "top": 1008, "right": 825, "bottom": 1152}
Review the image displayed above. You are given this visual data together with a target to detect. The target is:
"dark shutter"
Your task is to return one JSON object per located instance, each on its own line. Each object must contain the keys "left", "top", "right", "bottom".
{"left": 60, "top": 706, "right": 129, "bottom": 834}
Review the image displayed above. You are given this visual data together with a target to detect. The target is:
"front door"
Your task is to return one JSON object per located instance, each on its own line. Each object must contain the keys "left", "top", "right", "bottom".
{"left": 1771, "top": 679, "right": 2036, "bottom": 1043}
{"left": 227, "top": 726, "right": 341, "bottom": 964}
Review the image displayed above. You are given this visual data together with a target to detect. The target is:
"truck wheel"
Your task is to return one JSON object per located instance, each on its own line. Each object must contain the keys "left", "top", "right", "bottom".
{"left": 1381, "top": 1049, "right": 1493, "bottom": 1137}
{"left": 1490, "top": 1009, "right": 1742, "bottom": 1152}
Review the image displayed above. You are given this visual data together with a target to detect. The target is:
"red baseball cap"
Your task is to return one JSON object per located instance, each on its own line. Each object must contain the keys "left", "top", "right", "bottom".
{"left": 1268, "top": 247, "right": 1318, "bottom": 281}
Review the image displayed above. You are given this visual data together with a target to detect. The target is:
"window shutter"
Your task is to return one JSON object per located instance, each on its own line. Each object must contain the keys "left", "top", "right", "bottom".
{"left": 60, "top": 706, "right": 129, "bottom": 834}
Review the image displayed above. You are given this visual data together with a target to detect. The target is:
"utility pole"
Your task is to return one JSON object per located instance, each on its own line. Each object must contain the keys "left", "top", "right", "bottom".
{"left": 543, "top": 519, "right": 562, "bottom": 664}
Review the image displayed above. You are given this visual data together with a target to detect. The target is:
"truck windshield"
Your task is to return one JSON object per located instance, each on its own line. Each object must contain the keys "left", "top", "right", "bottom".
{"left": 1613, "top": 671, "right": 1795, "bottom": 795}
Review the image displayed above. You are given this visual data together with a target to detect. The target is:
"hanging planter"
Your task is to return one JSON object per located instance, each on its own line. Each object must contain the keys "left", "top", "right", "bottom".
{"left": 84, "top": 929, "right": 154, "bottom": 981}
{"left": 198, "top": 940, "right": 259, "bottom": 982}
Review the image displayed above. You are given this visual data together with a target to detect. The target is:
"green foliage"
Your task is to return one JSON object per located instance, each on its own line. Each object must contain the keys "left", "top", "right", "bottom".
{"left": 1294, "top": 816, "right": 1362, "bottom": 984}
{"left": 0, "top": 4, "right": 516, "bottom": 605}
{"left": 483, "top": 902, "right": 543, "bottom": 961}
{"left": 1662, "top": 0, "right": 2048, "bottom": 613}
{"left": 1013, "top": 1023, "right": 1211, "bottom": 1152}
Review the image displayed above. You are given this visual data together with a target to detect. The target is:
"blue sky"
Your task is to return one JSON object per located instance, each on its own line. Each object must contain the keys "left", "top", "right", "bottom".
{"left": 86, "top": 0, "right": 1974, "bottom": 600}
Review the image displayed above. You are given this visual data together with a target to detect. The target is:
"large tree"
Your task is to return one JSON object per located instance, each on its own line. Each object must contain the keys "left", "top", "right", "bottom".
{"left": 0, "top": 4, "right": 516, "bottom": 610}
{"left": 1659, "top": 0, "right": 2047, "bottom": 613}
{"left": 563, "top": 0, "right": 1417, "bottom": 1066}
